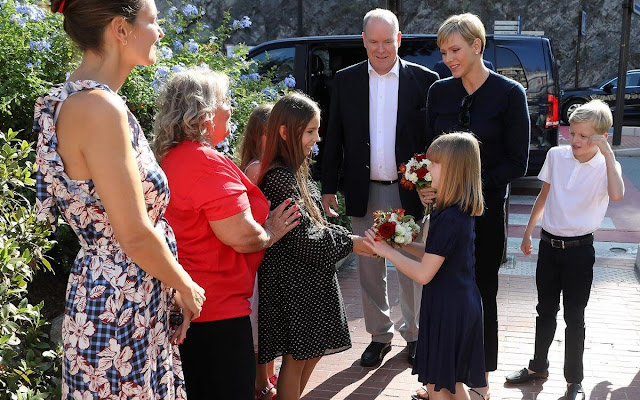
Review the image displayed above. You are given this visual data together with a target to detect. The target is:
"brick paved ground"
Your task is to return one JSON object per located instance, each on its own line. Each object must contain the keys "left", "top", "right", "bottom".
{"left": 287, "top": 161, "right": 640, "bottom": 399}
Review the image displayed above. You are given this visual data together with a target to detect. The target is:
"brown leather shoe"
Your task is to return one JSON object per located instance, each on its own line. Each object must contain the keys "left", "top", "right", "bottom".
{"left": 505, "top": 367, "right": 549, "bottom": 384}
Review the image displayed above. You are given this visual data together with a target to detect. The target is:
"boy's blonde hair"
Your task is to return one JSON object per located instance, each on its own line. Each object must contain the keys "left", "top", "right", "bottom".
{"left": 426, "top": 132, "right": 484, "bottom": 216}
{"left": 437, "top": 13, "right": 486, "bottom": 53}
{"left": 363, "top": 8, "right": 399, "bottom": 34}
{"left": 568, "top": 99, "right": 613, "bottom": 134}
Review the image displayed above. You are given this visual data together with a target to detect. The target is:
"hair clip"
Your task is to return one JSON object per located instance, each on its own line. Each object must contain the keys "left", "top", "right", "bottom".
{"left": 56, "top": 0, "right": 66, "bottom": 13}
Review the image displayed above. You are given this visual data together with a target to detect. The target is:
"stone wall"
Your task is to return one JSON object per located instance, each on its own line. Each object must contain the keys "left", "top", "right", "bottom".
{"left": 162, "top": 0, "right": 640, "bottom": 90}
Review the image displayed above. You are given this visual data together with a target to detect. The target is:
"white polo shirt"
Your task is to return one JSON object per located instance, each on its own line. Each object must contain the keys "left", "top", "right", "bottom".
{"left": 538, "top": 145, "right": 620, "bottom": 237}
{"left": 368, "top": 59, "right": 399, "bottom": 181}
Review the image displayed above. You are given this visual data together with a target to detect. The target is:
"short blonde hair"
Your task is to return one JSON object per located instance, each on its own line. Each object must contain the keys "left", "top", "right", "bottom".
{"left": 437, "top": 13, "right": 486, "bottom": 53}
{"left": 568, "top": 99, "right": 613, "bottom": 134}
{"left": 363, "top": 8, "right": 399, "bottom": 34}
{"left": 426, "top": 132, "right": 484, "bottom": 216}
{"left": 153, "top": 66, "right": 229, "bottom": 160}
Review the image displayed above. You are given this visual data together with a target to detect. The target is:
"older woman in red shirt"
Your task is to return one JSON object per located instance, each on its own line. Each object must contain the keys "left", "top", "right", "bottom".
{"left": 153, "top": 66, "right": 297, "bottom": 400}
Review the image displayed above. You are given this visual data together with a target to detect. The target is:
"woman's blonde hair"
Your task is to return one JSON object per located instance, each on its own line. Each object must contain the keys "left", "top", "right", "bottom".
{"left": 239, "top": 104, "right": 272, "bottom": 170}
{"left": 258, "top": 92, "right": 326, "bottom": 228}
{"left": 437, "top": 13, "right": 486, "bottom": 53}
{"left": 153, "top": 66, "right": 229, "bottom": 160}
{"left": 426, "top": 132, "right": 484, "bottom": 216}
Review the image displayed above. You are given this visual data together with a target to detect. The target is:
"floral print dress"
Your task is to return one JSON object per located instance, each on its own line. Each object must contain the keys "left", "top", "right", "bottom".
{"left": 34, "top": 80, "right": 186, "bottom": 399}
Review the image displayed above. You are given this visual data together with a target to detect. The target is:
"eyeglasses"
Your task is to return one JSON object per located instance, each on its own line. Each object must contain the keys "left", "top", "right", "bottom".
{"left": 458, "top": 95, "right": 473, "bottom": 127}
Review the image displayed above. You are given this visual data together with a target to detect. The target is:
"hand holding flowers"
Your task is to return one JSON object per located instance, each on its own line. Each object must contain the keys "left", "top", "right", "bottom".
{"left": 366, "top": 208, "right": 420, "bottom": 257}
{"left": 399, "top": 153, "right": 435, "bottom": 219}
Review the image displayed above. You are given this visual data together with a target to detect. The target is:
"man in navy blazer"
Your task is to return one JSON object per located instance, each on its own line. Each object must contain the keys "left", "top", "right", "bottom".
{"left": 321, "top": 8, "right": 438, "bottom": 368}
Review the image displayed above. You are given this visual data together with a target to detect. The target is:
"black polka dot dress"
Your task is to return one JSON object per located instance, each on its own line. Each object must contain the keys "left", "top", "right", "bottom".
{"left": 257, "top": 166, "right": 353, "bottom": 363}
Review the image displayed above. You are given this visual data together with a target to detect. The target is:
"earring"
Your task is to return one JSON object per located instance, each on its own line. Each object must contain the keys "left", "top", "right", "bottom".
{"left": 475, "top": 51, "right": 479, "bottom": 55}
{"left": 123, "top": 40, "right": 128, "bottom": 46}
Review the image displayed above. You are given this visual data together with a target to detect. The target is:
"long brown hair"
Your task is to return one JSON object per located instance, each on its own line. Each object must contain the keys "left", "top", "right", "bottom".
{"left": 258, "top": 93, "right": 325, "bottom": 227}
{"left": 239, "top": 104, "right": 272, "bottom": 170}
{"left": 426, "top": 132, "right": 484, "bottom": 216}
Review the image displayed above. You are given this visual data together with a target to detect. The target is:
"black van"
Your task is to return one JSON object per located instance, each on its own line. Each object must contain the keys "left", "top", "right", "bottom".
{"left": 247, "top": 34, "right": 560, "bottom": 176}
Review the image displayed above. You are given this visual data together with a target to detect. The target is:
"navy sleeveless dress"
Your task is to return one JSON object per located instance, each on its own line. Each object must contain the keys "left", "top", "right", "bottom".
{"left": 413, "top": 205, "right": 486, "bottom": 393}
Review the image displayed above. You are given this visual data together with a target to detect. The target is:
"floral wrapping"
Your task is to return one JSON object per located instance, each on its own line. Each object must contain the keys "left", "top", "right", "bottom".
{"left": 34, "top": 80, "right": 186, "bottom": 399}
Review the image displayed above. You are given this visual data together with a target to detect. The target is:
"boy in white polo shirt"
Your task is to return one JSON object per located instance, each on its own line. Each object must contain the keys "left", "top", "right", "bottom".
{"left": 505, "top": 100, "right": 625, "bottom": 400}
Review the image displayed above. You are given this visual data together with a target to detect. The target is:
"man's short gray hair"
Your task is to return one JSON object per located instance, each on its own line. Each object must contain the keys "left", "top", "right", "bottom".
{"left": 363, "top": 8, "right": 399, "bottom": 34}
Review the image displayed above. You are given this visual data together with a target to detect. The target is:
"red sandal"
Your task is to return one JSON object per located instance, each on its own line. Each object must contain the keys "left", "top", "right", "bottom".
{"left": 255, "top": 383, "right": 276, "bottom": 400}
{"left": 268, "top": 373, "right": 279, "bottom": 387}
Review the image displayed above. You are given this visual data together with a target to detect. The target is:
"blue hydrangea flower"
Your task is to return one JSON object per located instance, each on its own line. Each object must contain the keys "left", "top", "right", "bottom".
{"left": 159, "top": 46, "right": 173, "bottom": 60}
{"left": 262, "top": 86, "right": 278, "bottom": 99}
{"left": 156, "top": 66, "right": 170, "bottom": 80}
{"left": 240, "top": 73, "right": 260, "bottom": 81}
{"left": 186, "top": 39, "right": 199, "bottom": 53}
{"left": 175, "top": 26, "right": 183, "bottom": 34}
{"left": 311, "top": 143, "right": 319, "bottom": 156}
{"left": 283, "top": 75, "right": 296, "bottom": 88}
{"left": 250, "top": 101, "right": 259, "bottom": 109}
{"left": 216, "top": 137, "right": 230, "bottom": 154}
{"left": 173, "top": 39, "right": 183, "bottom": 51}
{"left": 230, "top": 122, "right": 238, "bottom": 135}
{"left": 182, "top": 4, "right": 198, "bottom": 17}
{"left": 171, "top": 64, "right": 186, "bottom": 73}
{"left": 10, "top": 15, "right": 27, "bottom": 27}
{"left": 29, "top": 39, "right": 51, "bottom": 52}
{"left": 15, "top": 4, "right": 45, "bottom": 21}
{"left": 232, "top": 16, "right": 252, "bottom": 29}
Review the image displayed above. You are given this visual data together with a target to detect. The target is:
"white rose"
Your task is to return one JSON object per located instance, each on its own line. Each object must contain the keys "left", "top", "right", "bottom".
{"left": 404, "top": 233, "right": 413, "bottom": 243}
{"left": 424, "top": 172, "right": 432, "bottom": 182}
{"left": 407, "top": 172, "right": 418, "bottom": 183}
{"left": 395, "top": 224, "right": 406, "bottom": 236}
{"left": 394, "top": 235, "right": 406, "bottom": 244}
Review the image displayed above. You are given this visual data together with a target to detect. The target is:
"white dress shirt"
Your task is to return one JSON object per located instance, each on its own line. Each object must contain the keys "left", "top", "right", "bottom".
{"left": 538, "top": 145, "right": 620, "bottom": 237}
{"left": 368, "top": 59, "right": 400, "bottom": 181}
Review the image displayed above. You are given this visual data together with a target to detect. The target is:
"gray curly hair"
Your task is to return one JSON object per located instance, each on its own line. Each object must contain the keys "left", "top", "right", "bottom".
{"left": 153, "top": 66, "right": 229, "bottom": 161}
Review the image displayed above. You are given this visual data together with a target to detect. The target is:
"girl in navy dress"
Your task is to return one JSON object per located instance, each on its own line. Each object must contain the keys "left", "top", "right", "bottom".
{"left": 364, "top": 132, "right": 487, "bottom": 400}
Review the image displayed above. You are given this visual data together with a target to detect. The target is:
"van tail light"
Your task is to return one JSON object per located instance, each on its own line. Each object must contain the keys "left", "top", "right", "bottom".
{"left": 546, "top": 94, "right": 559, "bottom": 128}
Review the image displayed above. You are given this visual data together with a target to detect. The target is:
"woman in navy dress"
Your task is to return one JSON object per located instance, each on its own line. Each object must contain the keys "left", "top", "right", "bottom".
{"left": 365, "top": 133, "right": 487, "bottom": 400}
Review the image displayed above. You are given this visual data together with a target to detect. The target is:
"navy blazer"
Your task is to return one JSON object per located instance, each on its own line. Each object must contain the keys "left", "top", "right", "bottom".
{"left": 321, "top": 58, "right": 438, "bottom": 218}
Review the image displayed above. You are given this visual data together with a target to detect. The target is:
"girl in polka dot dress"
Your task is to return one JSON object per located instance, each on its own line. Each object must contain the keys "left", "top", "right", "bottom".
{"left": 256, "top": 93, "right": 372, "bottom": 399}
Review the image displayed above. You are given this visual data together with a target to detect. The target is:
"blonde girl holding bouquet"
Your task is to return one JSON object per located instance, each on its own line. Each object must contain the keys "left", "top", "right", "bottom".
{"left": 364, "top": 132, "right": 488, "bottom": 400}
{"left": 256, "top": 92, "right": 371, "bottom": 400}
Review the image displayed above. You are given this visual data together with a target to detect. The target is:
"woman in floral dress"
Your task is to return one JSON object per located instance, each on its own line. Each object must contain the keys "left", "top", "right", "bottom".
{"left": 35, "top": 1, "right": 205, "bottom": 398}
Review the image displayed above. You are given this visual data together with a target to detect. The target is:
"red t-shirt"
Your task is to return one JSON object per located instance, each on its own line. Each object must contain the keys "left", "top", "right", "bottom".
{"left": 161, "top": 141, "right": 269, "bottom": 322}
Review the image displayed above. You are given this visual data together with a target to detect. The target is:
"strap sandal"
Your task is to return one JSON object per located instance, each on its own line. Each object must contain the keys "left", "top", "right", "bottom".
{"left": 469, "top": 387, "right": 487, "bottom": 400}
{"left": 410, "top": 385, "right": 429, "bottom": 399}
{"left": 255, "top": 383, "right": 276, "bottom": 400}
{"left": 269, "top": 373, "right": 279, "bottom": 387}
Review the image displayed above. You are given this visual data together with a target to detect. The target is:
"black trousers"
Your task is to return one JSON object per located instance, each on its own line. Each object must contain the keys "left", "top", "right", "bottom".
{"left": 528, "top": 233, "right": 595, "bottom": 384}
{"left": 474, "top": 193, "right": 506, "bottom": 372}
{"left": 179, "top": 316, "right": 255, "bottom": 399}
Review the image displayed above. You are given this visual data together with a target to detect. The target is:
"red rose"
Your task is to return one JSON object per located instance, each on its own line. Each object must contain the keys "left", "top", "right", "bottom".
{"left": 415, "top": 153, "right": 426, "bottom": 161}
{"left": 400, "top": 177, "right": 414, "bottom": 190}
{"left": 416, "top": 167, "right": 427, "bottom": 179}
{"left": 377, "top": 222, "right": 396, "bottom": 239}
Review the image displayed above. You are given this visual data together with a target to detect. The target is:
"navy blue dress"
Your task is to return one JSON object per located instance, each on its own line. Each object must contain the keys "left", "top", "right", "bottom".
{"left": 413, "top": 206, "right": 486, "bottom": 393}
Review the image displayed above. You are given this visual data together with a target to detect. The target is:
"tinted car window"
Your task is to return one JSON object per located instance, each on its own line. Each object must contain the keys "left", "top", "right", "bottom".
{"left": 626, "top": 72, "right": 640, "bottom": 87}
{"left": 252, "top": 47, "right": 296, "bottom": 80}
{"left": 399, "top": 39, "right": 441, "bottom": 69}
{"left": 496, "top": 46, "right": 528, "bottom": 89}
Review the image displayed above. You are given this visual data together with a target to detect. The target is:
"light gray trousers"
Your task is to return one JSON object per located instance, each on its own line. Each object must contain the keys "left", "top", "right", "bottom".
{"left": 350, "top": 182, "right": 422, "bottom": 344}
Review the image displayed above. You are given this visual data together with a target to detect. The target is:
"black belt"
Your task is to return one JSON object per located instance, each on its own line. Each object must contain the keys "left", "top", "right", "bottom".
{"left": 370, "top": 179, "right": 398, "bottom": 185}
{"left": 540, "top": 229, "right": 594, "bottom": 249}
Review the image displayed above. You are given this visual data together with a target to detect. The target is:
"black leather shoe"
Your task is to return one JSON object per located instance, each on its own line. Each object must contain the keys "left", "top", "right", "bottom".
{"left": 505, "top": 367, "right": 549, "bottom": 384}
{"left": 360, "top": 341, "right": 391, "bottom": 367}
{"left": 407, "top": 341, "right": 417, "bottom": 364}
{"left": 565, "top": 383, "right": 585, "bottom": 400}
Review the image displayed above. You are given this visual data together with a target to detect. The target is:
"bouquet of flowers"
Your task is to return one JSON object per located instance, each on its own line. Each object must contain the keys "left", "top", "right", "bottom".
{"left": 372, "top": 208, "right": 420, "bottom": 245}
{"left": 399, "top": 152, "right": 433, "bottom": 218}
